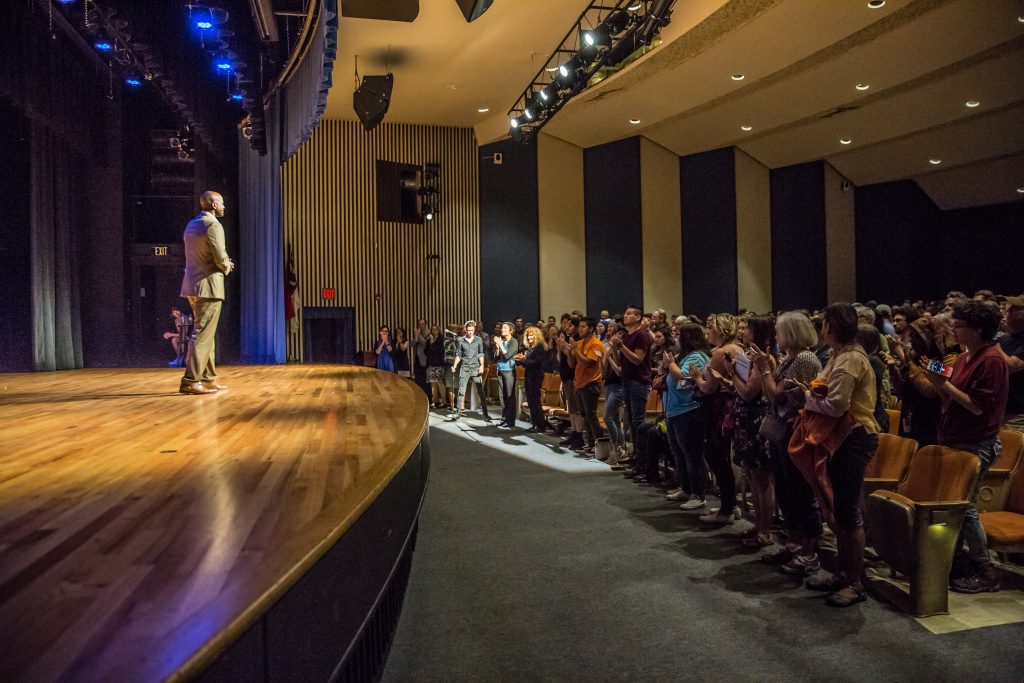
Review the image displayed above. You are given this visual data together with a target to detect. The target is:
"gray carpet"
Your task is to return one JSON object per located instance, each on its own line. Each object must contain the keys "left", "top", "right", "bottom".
{"left": 382, "top": 416, "right": 1024, "bottom": 682}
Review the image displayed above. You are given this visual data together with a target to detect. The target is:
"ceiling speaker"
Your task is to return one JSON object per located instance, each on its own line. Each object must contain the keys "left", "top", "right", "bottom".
{"left": 454, "top": 0, "right": 493, "bottom": 22}
{"left": 353, "top": 74, "right": 394, "bottom": 131}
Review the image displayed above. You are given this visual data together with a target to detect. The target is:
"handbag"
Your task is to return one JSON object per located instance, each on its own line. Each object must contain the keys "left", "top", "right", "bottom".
{"left": 758, "top": 411, "right": 789, "bottom": 443}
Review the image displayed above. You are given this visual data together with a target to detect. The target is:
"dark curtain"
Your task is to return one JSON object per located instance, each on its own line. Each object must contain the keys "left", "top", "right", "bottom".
{"left": 31, "top": 120, "right": 84, "bottom": 371}
{"left": 283, "top": 0, "right": 338, "bottom": 160}
{"left": 239, "top": 92, "right": 286, "bottom": 363}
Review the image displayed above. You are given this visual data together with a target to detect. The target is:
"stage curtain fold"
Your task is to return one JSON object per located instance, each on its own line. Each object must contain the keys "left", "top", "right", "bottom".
{"left": 283, "top": 0, "right": 338, "bottom": 161}
{"left": 30, "top": 121, "right": 84, "bottom": 372}
{"left": 239, "top": 93, "right": 286, "bottom": 364}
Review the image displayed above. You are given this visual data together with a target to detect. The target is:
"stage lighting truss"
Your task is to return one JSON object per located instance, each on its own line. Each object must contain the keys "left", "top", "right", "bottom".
{"left": 507, "top": 0, "right": 675, "bottom": 142}
{"left": 418, "top": 162, "right": 441, "bottom": 223}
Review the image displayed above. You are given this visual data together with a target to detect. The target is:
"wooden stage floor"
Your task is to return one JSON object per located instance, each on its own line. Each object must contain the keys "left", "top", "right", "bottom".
{"left": 0, "top": 365, "right": 428, "bottom": 682}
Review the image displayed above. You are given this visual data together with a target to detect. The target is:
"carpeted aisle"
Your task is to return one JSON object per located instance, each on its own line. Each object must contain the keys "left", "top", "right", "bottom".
{"left": 382, "top": 415, "right": 1024, "bottom": 682}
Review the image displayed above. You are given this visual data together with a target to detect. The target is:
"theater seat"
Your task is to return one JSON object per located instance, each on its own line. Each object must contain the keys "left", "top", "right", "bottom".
{"left": 976, "top": 429, "right": 1024, "bottom": 513}
{"left": 863, "top": 433, "right": 918, "bottom": 495}
{"left": 980, "top": 440, "right": 1024, "bottom": 558}
{"left": 864, "top": 445, "right": 981, "bottom": 617}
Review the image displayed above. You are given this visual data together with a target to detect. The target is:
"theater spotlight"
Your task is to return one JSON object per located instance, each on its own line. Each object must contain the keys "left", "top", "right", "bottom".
{"left": 124, "top": 70, "right": 143, "bottom": 88}
{"left": 556, "top": 53, "right": 589, "bottom": 88}
{"left": 583, "top": 10, "right": 631, "bottom": 49}
{"left": 423, "top": 205, "right": 434, "bottom": 221}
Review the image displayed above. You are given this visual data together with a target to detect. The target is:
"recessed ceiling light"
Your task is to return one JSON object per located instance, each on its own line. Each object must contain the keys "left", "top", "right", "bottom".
{"left": 1018, "top": 15, "right": 1024, "bottom": 23}
{"left": 731, "top": 74, "right": 745, "bottom": 81}
{"left": 1017, "top": 187, "right": 1024, "bottom": 193}
{"left": 965, "top": 100, "right": 980, "bottom": 108}
{"left": 867, "top": 0, "right": 885, "bottom": 8}
{"left": 929, "top": 159, "right": 942, "bottom": 165}
{"left": 740, "top": 125, "right": 752, "bottom": 131}
{"left": 855, "top": 83, "right": 870, "bottom": 91}
{"left": 478, "top": 107, "right": 490, "bottom": 113}
{"left": 629, "top": 118, "right": 641, "bottom": 124}
{"left": 840, "top": 138, "right": 852, "bottom": 145}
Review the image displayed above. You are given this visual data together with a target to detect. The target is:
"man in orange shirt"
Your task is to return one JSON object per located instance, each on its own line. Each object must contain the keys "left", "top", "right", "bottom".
{"left": 560, "top": 316, "right": 605, "bottom": 457}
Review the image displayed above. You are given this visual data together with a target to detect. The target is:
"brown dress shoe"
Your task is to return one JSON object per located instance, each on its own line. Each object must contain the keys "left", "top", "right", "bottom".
{"left": 204, "top": 380, "right": 227, "bottom": 391}
{"left": 179, "top": 381, "right": 217, "bottom": 395}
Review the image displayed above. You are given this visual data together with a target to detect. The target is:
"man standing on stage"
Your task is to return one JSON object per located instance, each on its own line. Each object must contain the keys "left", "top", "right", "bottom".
{"left": 451, "top": 320, "right": 490, "bottom": 421}
{"left": 179, "top": 190, "right": 233, "bottom": 395}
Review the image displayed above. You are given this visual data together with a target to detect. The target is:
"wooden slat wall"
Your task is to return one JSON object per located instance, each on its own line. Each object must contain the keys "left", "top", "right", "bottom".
{"left": 281, "top": 120, "right": 480, "bottom": 359}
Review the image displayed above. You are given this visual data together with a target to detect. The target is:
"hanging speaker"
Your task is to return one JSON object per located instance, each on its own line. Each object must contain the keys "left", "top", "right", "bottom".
{"left": 454, "top": 0, "right": 493, "bottom": 22}
{"left": 353, "top": 74, "right": 394, "bottom": 131}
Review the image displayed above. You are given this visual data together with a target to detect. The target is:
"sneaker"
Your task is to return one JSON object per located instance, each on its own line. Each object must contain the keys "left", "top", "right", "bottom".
{"left": 583, "top": 445, "right": 597, "bottom": 458}
{"left": 950, "top": 569, "right": 1001, "bottom": 594}
{"left": 698, "top": 511, "right": 733, "bottom": 524}
{"left": 679, "top": 497, "right": 707, "bottom": 511}
{"left": 761, "top": 545, "right": 795, "bottom": 565}
{"left": 664, "top": 488, "right": 685, "bottom": 500}
{"left": 781, "top": 553, "right": 820, "bottom": 576}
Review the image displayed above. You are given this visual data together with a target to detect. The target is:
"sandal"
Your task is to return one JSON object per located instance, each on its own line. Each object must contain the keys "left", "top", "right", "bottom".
{"left": 825, "top": 584, "right": 867, "bottom": 607}
{"left": 741, "top": 533, "right": 773, "bottom": 548}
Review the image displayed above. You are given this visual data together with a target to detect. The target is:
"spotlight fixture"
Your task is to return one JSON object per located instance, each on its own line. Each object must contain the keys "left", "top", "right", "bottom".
{"left": 556, "top": 53, "right": 590, "bottom": 88}
{"left": 229, "top": 92, "right": 243, "bottom": 102}
{"left": 855, "top": 83, "right": 870, "bottom": 91}
{"left": 215, "top": 59, "right": 233, "bottom": 72}
{"left": 196, "top": 20, "right": 213, "bottom": 30}
{"left": 94, "top": 40, "right": 113, "bottom": 52}
{"left": 124, "top": 70, "right": 143, "bottom": 88}
{"left": 583, "top": 10, "right": 631, "bottom": 50}
{"left": 423, "top": 205, "right": 434, "bottom": 221}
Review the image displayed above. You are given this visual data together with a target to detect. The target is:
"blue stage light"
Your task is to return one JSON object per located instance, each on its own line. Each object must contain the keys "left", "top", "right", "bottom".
{"left": 125, "top": 77, "right": 142, "bottom": 87}
{"left": 94, "top": 41, "right": 113, "bottom": 52}
{"left": 230, "top": 93, "right": 244, "bottom": 102}
{"left": 196, "top": 20, "right": 213, "bottom": 29}
{"left": 215, "top": 61, "right": 232, "bottom": 72}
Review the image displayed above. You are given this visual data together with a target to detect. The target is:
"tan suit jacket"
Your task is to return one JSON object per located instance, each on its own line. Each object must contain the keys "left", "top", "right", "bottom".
{"left": 180, "top": 212, "right": 231, "bottom": 299}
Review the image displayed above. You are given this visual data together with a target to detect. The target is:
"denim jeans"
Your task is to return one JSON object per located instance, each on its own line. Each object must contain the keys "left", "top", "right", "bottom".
{"left": 604, "top": 384, "right": 626, "bottom": 447}
{"left": 456, "top": 371, "right": 490, "bottom": 417}
{"left": 622, "top": 380, "right": 650, "bottom": 446}
{"left": 950, "top": 437, "right": 1002, "bottom": 565}
{"left": 667, "top": 409, "right": 707, "bottom": 498}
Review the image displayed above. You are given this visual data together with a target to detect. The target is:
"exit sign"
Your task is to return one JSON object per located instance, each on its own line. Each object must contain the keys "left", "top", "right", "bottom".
{"left": 153, "top": 246, "right": 168, "bottom": 256}
{"left": 322, "top": 288, "right": 335, "bottom": 299}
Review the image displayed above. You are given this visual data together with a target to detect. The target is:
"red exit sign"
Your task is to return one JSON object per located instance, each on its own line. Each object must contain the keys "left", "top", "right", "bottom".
{"left": 322, "top": 288, "right": 335, "bottom": 299}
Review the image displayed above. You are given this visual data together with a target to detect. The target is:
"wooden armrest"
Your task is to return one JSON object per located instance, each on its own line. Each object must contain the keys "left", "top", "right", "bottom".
{"left": 869, "top": 490, "right": 914, "bottom": 507}
{"left": 912, "top": 500, "right": 971, "bottom": 512}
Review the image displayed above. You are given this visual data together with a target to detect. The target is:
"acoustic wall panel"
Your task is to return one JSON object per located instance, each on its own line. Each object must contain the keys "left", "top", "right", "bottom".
{"left": 479, "top": 139, "right": 539, "bottom": 326}
{"left": 680, "top": 147, "right": 738, "bottom": 317}
{"left": 281, "top": 120, "right": 480, "bottom": 358}
{"left": 640, "top": 138, "right": 683, "bottom": 316}
{"left": 537, "top": 134, "right": 586, "bottom": 318}
{"left": 584, "top": 137, "right": 643, "bottom": 316}
{"left": 734, "top": 149, "right": 772, "bottom": 314}
{"left": 770, "top": 161, "right": 827, "bottom": 311}
{"left": 823, "top": 162, "right": 856, "bottom": 304}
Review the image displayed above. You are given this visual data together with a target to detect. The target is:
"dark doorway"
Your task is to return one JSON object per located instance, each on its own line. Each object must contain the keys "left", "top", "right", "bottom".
{"left": 303, "top": 307, "right": 356, "bottom": 364}
{"left": 130, "top": 244, "right": 188, "bottom": 366}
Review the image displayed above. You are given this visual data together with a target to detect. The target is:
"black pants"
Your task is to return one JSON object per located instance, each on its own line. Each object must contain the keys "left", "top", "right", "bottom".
{"left": 704, "top": 395, "right": 736, "bottom": 514}
{"left": 524, "top": 373, "right": 545, "bottom": 429}
{"left": 456, "top": 371, "right": 490, "bottom": 418}
{"left": 667, "top": 409, "right": 706, "bottom": 497}
{"left": 826, "top": 427, "right": 879, "bottom": 532}
{"left": 498, "top": 370, "right": 517, "bottom": 425}
{"left": 574, "top": 381, "right": 602, "bottom": 447}
{"left": 768, "top": 433, "right": 822, "bottom": 540}
{"left": 635, "top": 422, "right": 669, "bottom": 483}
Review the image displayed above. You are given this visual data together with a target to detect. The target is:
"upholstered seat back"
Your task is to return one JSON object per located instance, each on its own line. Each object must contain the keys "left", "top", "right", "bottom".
{"left": 865, "top": 433, "right": 917, "bottom": 482}
{"left": 897, "top": 446, "right": 978, "bottom": 503}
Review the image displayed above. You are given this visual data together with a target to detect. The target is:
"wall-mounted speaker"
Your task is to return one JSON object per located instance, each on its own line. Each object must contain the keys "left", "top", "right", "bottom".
{"left": 454, "top": 0, "right": 494, "bottom": 22}
{"left": 353, "top": 74, "right": 394, "bottom": 131}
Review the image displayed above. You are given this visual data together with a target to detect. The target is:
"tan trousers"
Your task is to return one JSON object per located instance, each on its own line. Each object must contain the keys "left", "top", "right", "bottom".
{"left": 183, "top": 296, "right": 222, "bottom": 384}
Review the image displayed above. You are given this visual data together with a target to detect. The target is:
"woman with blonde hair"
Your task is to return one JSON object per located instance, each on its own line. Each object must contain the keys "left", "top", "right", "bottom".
{"left": 515, "top": 326, "right": 550, "bottom": 433}
{"left": 690, "top": 314, "right": 745, "bottom": 524}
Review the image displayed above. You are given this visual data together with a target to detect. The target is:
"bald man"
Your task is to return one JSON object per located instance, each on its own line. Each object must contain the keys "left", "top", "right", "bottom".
{"left": 179, "top": 191, "right": 234, "bottom": 395}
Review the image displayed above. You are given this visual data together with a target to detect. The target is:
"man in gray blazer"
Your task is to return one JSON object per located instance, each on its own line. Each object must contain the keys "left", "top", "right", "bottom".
{"left": 179, "top": 190, "right": 234, "bottom": 395}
